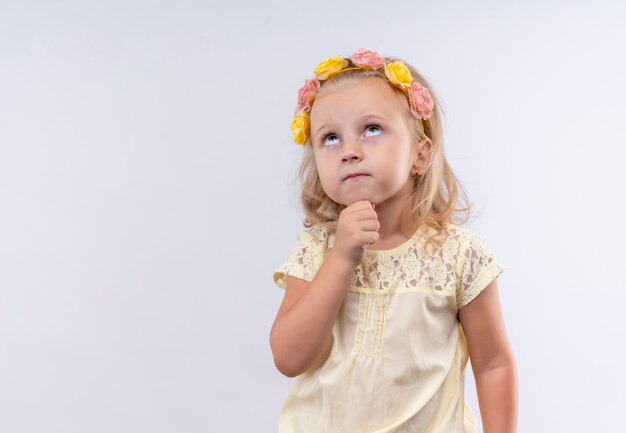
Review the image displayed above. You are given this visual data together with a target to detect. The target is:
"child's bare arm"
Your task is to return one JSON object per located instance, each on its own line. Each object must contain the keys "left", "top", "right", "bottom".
{"left": 270, "top": 200, "right": 379, "bottom": 377}
{"left": 458, "top": 279, "right": 518, "bottom": 433}
{"left": 269, "top": 253, "right": 355, "bottom": 377}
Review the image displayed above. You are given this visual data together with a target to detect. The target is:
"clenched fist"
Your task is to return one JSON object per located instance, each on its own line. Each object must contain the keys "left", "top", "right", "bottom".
{"left": 332, "top": 200, "right": 379, "bottom": 267}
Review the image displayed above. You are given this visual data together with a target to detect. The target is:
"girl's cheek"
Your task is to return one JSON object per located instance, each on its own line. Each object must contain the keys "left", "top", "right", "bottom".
{"left": 364, "top": 133, "right": 384, "bottom": 143}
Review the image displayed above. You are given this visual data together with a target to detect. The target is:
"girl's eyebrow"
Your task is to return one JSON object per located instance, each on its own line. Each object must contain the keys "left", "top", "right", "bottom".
{"left": 312, "top": 114, "right": 388, "bottom": 141}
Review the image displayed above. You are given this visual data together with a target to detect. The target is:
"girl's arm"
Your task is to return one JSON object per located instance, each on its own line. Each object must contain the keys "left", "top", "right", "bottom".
{"left": 269, "top": 250, "right": 356, "bottom": 377}
{"left": 458, "top": 279, "right": 518, "bottom": 433}
{"left": 270, "top": 201, "right": 378, "bottom": 377}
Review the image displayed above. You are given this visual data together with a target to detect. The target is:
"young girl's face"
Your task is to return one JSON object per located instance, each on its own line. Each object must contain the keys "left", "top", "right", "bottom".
{"left": 309, "top": 77, "right": 419, "bottom": 208}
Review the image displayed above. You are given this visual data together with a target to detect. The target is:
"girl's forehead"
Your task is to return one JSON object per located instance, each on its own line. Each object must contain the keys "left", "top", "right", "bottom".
{"left": 311, "top": 77, "right": 406, "bottom": 122}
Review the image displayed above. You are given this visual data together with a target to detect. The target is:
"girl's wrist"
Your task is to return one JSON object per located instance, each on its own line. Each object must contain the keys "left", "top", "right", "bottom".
{"left": 326, "top": 248, "right": 360, "bottom": 272}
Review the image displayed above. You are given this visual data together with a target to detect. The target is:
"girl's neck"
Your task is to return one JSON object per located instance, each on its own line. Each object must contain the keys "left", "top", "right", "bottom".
{"left": 368, "top": 193, "right": 419, "bottom": 250}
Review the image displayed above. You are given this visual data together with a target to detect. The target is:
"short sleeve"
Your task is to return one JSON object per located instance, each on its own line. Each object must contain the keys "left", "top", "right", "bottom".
{"left": 455, "top": 231, "right": 505, "bottom": 309}
{"left": 273, "top": 227, "right": 328, "bottom": 289}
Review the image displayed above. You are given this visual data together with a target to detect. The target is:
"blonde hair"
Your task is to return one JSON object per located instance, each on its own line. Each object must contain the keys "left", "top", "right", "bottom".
{"left": 295, "top": 56, "right": 472, "bottom": 253}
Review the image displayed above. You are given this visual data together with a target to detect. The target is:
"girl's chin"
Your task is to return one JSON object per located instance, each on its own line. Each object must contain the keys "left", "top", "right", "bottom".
{"left": 327, "top": 189, "right": 376, "bottom": 206}
{"left": 343, "top": 195, "right": 375, "bottom": 207}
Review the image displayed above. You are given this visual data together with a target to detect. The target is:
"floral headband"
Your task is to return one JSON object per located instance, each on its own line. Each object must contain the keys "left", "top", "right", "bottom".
{"left": 290, "top": 48, "right": 434, "bottom": 146}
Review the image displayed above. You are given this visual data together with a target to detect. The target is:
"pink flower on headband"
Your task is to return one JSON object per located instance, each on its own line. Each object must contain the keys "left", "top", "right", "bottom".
{"left": 297, "top": 78, "right": 320, "bottom": 112}
{"left": 408, "top": 81, "right": 434, "bottom": 119}
{"left": 350, "top": 48, "right": 386, "bottom": 70}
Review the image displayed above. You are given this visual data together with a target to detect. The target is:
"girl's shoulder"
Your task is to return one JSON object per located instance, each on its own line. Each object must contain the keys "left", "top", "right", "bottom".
{"left": 424, "top": 222, "right": 476, "bottom": 243}
{"left": 299, "top": 224, "right": 332, "bottom": 242}
{"left": 441, "top": 223, "right": 480, "bottom": 243}
{"left": 301, "top": 223, "right": 331, "bottom": 237}
{"left": 436, "top": 223, "right": 502, "bottom": 271}
{"left": 421, "top": 223, "right": 492, "bottom": 257}
{"left": 288, "top": 224, "right": 334, "bottom": 252}
{"left": 273, "top": 224, "right": 331, "bottom": 289}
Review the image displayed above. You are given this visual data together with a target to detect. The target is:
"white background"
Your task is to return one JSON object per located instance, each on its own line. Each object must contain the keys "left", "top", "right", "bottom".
{"left": 1, "top": 1, "right": 625, "bottom": 432}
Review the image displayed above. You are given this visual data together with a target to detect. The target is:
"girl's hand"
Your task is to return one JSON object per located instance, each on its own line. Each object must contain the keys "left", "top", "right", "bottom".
{"left": 332, "top": 200, "right": 379, "bottom": 267}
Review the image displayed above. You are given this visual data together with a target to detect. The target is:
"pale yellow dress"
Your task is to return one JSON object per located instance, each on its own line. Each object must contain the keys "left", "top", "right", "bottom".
{"left": 273, "top": 223, "right": 505, "bottom": 433}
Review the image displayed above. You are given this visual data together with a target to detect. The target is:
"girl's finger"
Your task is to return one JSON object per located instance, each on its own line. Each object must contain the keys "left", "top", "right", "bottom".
{"left": 352, "top": 208, "right": 378, "bottom": 221}
{"left": 360, "top": 219, "right": 380, "bottom": 232}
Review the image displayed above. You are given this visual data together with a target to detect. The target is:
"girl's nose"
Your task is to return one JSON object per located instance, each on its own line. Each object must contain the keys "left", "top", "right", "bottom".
{"left": 341, "top": 137, "right": 363, "bottom": 162}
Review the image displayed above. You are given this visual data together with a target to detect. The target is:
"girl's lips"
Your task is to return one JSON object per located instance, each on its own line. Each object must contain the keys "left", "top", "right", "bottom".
{"left": 344, "top": 174, "right": 369, "bottom": 181}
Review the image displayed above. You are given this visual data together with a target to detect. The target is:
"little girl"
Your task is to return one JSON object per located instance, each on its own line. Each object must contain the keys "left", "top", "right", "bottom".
{"left": 270, "top": 49, "right": 518, "bottom": 433}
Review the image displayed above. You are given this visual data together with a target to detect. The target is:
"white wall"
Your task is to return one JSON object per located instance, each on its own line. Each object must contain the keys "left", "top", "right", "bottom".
{"left": 1, "top": 1, "right": 624, "bottom": 432}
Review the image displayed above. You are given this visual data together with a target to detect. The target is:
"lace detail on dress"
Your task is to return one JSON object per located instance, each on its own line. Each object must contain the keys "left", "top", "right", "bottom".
{"left": 273, "top": 226, "right": 329, "bottom": 288}
{"left": 273, "top": 224, "right": 504, "bottom": 309}
{"left": 349, "top": 231, "right": 463, "bottom": 293}
{"left": 455, "top": 231, "right": 505, "bottom": 308}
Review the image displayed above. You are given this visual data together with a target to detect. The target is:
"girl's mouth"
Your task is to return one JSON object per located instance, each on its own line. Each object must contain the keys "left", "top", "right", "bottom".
{"left": 344, "top": 173, "right": 369, "bottom": 181}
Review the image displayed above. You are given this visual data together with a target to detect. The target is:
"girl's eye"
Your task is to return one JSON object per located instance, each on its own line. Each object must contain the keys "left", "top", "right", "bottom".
{"left": 322, "top": 125, "right": 382, "bottom": 146}
{"left": 365, "top": 125, "right": 382, "bottom": 135}
{"left": 322, "top": 134, "right": 341, "bottom": 146}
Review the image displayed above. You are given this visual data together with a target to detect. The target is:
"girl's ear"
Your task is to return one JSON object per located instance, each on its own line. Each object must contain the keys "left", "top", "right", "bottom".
{"left": 412, "top": 138, "right": 432, "bottom": 173}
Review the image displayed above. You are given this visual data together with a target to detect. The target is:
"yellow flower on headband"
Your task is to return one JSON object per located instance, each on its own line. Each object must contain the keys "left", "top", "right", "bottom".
{"left": 314, "top": 56, "right": 349, "bottom": 80}
{"left": 291, "top": 50, "right": 428, "bottom": 146}
{"left": 291, "top": 112, "right": 310, "bottom": 146}
{"left": 384, "top": 61, "right": 413, "bottom": 89}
